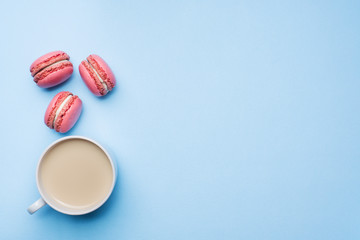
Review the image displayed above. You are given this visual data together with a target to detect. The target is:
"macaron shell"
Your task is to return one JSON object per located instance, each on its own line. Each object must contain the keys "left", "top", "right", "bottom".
{"left": 87, "top": 54, "right": 116, "bottom": 90}
{"left": 44, "top": 91, "right": 72, "bottom": 128}
{"left": 30, "top": 51, "right": 70, "bottom": 76}
{"left": 79, "top": 61, "right": 104, "bottom": 96}
{"left": 35, "top": 61, "right": 73, "bottom": 88}
{"left": 55, "top": 96, "right": 82, "bottom": 133}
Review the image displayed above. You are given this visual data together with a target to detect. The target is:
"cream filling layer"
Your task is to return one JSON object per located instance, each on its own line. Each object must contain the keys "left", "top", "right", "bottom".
{"left": 53, "top": 95, "right": 73, "bottom": 128}
{"left": 35, "top": 59, "right": 69, "bottom": 77}
{"left": 87, "top": 60, "right": 109, "bottom": 93}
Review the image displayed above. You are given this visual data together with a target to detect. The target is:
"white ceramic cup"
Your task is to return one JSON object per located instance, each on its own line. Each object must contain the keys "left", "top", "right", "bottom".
{"left": 27, "top": 136, "right": 117, "bottom": 215}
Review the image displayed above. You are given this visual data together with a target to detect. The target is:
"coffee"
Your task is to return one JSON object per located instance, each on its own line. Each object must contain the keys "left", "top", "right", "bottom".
{"left": 39, "top": 139, "right": 113, "bottom": 210}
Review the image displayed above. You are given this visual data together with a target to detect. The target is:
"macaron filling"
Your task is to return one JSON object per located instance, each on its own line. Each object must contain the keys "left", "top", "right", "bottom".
{"left": 33, "top": 59, "right": 69, "bottom": 78}
{"left": 86, "top": 59, "right": 109, "bottom": 93}
{"left": 30, "top": 51, "right": 70, "bottom": 77}
{"left": 53, "top": 94, "right": 73, "bottom": 128}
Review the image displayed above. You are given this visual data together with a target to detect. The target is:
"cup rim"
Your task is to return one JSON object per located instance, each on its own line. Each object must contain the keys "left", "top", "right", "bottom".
{"left": 36, "top": 135, "right": 116, "bottom": 215}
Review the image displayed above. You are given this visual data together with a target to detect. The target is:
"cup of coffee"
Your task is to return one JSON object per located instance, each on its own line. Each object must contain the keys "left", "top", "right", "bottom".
{"left": 28, "top": 136, "right": 117, "bottom": 215}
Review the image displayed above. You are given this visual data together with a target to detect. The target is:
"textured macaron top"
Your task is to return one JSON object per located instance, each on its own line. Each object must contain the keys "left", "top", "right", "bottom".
{"left": 79, "top": 54, "right": 116, "bottom": 96}
{"left": 30, "top": 51, "right": 70, "bottom": 77}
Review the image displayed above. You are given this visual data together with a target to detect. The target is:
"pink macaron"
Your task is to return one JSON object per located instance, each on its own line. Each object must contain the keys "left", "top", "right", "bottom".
{"left": 30, "top": 51, "right": 73, "bottom": 88}
{"left": 79, "top": 54, "right": 116, "bottom": 96}
{"left": 44, "top": 91, "right": 82, "bottom": 133}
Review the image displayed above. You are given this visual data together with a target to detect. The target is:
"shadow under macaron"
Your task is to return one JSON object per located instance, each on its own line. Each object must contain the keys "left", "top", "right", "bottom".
{"left": 99, "top": 86, "right": 117, "bottom": 100}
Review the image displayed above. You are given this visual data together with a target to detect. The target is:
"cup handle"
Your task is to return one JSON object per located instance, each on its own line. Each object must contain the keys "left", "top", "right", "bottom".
{"left": 27, "top": 198, "right": 47, "bottom": 214}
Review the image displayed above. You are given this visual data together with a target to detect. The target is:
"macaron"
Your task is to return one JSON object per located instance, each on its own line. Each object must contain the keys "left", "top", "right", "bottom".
{"left": 79, "top": 54, "right": 116, "bottom": 96}
{"left": 44, "top": 91, "right": 82, "bottom": 133}
{"left": 30, "top": 51, "right": 73, "bottom": 88}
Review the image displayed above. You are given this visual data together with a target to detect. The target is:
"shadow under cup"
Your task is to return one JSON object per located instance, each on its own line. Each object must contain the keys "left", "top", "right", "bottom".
{"left": 36, "top": 136, "right": 116, "bottom": 215}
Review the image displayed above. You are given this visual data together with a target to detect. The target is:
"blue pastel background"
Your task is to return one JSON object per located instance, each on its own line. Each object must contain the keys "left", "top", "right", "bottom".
{"left": 0, "top": 0, "right": 359, "bottom": 239}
